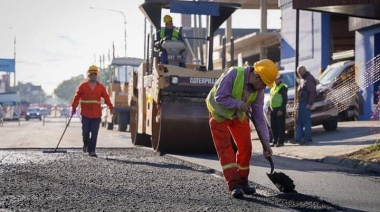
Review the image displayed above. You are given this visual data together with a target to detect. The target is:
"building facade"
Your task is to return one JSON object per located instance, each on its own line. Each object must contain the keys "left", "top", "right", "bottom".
{"left": 281, "top": 0, "right": 380, "bottom": 120}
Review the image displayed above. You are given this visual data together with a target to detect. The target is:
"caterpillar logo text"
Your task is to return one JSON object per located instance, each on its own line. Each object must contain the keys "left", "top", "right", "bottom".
{"left": 190, "top": 78, "right": 217, "bottom": 84}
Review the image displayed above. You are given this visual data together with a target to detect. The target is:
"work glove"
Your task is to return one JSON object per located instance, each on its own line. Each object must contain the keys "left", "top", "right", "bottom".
{"left": 71, "top": 109, "right": 76, "bottom": 116}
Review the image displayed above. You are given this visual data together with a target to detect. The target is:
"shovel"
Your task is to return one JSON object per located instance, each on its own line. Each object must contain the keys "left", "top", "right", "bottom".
{"left": 267, "top": 156, "right": 296, "bottom": 193}
{"left": 246, "top": 109, "right": 295, "bottom": 193}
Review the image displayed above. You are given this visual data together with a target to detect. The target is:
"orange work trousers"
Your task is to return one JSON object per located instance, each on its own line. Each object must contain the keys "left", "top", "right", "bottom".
{"left": 209, "top": 115, "right": 252, "bottom": 191}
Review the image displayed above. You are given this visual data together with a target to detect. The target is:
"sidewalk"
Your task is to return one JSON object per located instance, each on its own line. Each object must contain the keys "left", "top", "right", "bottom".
{"left": 250, "top": 121, "right": 380, "bottom": 173}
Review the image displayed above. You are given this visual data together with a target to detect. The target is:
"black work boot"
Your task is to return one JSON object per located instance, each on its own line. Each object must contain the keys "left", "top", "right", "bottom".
{"left": 230, "top": 187, "right": 244, "bottom": 199}
{"left": 242, "top": 185, "right": 256, "bottom": 195}
{"left": 88, "top": 152, "right": 98, "bottom": 157}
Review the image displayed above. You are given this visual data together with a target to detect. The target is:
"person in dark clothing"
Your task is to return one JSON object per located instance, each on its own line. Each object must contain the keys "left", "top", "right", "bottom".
{"left": 295, "top": 66, "right": 317, "bottom": 144}
{"left": 154, "top": 14, "right": 186, "bottom": 68}
{"left": 269, "top": 73, "right": 288, "bottom": 147}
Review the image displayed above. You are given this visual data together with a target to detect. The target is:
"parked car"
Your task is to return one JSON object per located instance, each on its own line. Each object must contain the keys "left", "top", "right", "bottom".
{"left": 263, "top": 70, "right": 339, "bottom": 135}
{"left": 317, "top": 60, "right": 355, "bottom": 121}
{"left": 26, "top": 107, "right": 42, "bottom": 121}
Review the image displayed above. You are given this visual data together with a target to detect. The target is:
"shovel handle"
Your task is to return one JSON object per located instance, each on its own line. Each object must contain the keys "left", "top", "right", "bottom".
{"left": 268, "top": 156, "right": 274, "bottom": 175}
{"left": 246, "top": 110, "right": 265, "bottom": 145}
{"left": 246, "top": 110, "right": 275, "bottom": 175}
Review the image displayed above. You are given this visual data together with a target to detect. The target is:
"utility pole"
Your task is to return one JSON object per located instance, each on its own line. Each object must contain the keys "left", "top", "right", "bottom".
{"left": 90, "top": 7, "right": 127, "bottom": 58}
{"left": 14, "top": 36, "right": 16, "bottom": 87}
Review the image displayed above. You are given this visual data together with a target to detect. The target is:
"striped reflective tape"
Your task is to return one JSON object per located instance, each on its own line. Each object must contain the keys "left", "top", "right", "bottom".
{"left": 222, "top": 163, "right": 237, "bottom": 170}
{"left": 80, "top": 100, "right": 101, "bottom": 104}
{"left": 238, "top": 165, "right": 250, "bottom": 170}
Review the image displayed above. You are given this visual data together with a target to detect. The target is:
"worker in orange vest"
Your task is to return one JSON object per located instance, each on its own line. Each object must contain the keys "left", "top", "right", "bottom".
{"left": 206, "top": 59, "right": 278, "bottom": 198}
{"left": 71, "top": 65, "right": 114, "bottom": 157}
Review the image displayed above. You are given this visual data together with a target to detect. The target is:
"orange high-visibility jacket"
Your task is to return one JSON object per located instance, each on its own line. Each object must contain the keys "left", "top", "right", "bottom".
{"left": 71, "top": 81, "right": 114, "bottom": 119}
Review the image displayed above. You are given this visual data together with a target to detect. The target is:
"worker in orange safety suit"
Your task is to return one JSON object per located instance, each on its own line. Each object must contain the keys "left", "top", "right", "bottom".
{"left": 71, "top": 65, "right": 114, "bottom": 157}
{"left": 205, "top": 59, "right": 278, "bottom": 198}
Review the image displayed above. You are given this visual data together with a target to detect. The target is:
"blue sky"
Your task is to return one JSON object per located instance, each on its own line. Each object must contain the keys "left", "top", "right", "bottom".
{"left": 0, "top": 0, "right": 280, "bottom": 95}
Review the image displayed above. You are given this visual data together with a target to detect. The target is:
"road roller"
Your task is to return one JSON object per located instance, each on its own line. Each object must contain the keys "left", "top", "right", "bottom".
{"left": 128, "top": 0, "right": 241, "bottom": 153}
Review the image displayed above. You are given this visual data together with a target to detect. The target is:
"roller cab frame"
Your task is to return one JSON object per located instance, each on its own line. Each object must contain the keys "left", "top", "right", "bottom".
{"left": 129, "top": 0, "right": 240, "bottom": 153}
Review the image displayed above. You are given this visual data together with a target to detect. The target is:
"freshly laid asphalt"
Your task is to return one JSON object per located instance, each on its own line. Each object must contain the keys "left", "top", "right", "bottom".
{"left": 0, "top": 117, "right": 379, "bottom": 211}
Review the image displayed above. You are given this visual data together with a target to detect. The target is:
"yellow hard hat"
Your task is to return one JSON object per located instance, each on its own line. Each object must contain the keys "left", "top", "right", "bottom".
{"left": 87, "top": 65, "right": 99, "bottom": 76}
{"left": 253, "top": 59, "right": 279, "bottom": 87}
{"left": 163, "top": 15, "right": 172, "bottom": 24}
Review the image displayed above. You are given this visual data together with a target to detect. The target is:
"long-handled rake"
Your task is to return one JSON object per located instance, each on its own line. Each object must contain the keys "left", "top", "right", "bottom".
{"left": 247, "top": 109, "right": 296, "bottom": 193}
{"left": 42, "top": 114, "right": 73, "bottom": 154}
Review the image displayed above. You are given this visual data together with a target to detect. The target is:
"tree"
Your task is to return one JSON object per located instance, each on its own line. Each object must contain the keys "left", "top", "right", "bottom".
{"left": 54, "top": 75, "right": 84, "bottom": 102}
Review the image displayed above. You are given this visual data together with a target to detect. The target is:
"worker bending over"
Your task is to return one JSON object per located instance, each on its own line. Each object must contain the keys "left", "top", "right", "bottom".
{"left": 206, "top": 59, "right": 278, "bottom": 198}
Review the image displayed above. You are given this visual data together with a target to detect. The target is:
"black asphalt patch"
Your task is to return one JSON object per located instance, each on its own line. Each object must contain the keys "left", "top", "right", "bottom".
{"left": 0, "top": 148, "right": 345, "bottom": 211}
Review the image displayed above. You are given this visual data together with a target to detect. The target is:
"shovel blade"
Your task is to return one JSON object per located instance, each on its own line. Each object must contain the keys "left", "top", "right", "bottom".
{"left": 267, "top": 172, "right": 296, "bottom": 193}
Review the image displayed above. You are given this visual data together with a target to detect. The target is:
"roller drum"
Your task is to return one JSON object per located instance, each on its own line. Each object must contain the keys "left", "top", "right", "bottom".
{"left": 152, "top": 98, "right": 216, "bottom": 154}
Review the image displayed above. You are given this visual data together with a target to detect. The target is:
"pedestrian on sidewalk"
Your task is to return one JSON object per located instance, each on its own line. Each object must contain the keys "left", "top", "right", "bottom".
{"left": 205, "top": 59, "right": 278, "bottom": 198}
{"left": 295, "top": 65, "right": 317, "bottom": 144}
{"left": 71, "top": 65, "right": 114, "bottom": 157}
{"left": 269, "top": 73, "right": 288, "bottom": 147}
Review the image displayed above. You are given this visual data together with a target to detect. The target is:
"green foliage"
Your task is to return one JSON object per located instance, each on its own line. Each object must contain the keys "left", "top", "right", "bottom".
{"left": 54, "top": 75, "right": 84, "bottom": 102}
{"left": 368, "top": 142, "right": 380, "bottom": 152}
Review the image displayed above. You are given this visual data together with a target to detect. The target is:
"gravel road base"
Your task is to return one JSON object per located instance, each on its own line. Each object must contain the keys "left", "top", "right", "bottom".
{"left": 0, "top": 148, "right": 344, "bottom": 211}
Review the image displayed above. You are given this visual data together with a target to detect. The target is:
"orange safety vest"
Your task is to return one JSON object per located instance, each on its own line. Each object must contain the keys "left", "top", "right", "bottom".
{"left": 71, "top": 81, "right": 114, "bottom": 118}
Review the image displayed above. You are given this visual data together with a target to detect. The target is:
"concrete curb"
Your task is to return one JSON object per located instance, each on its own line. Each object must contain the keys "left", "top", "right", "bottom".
{"left": 318, "top": 156, "right": 380, "bottom": 174}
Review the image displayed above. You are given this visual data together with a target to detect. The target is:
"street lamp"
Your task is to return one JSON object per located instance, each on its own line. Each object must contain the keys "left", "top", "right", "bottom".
{"left": 90, "top": 7, "right": 127, "bottom": 58}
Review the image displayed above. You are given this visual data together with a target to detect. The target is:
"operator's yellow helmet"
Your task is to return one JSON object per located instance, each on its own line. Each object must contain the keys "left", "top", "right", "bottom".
{"left": 253, "top": 59, "right": 279, "bottom": 88}
{"left": 163, "top": 15, "right": 173, "bottom": 24}
{"left": 87, "top": 65, "right": 99, "bottom": 76}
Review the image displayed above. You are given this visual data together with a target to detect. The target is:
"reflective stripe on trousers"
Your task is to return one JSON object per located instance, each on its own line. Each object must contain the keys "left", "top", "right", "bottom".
{"left": 209, "top": 115, "right": 252, "bottom": 191}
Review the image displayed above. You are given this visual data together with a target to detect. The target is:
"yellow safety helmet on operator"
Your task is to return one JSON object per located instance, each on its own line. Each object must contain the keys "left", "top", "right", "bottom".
{"left": 87, "top": 65, "right": 99, "bottom": 76}
{"left": 163, "top": 15, "right": 172, "bottom": 24}
{"left": 253, "top": 59, "right": 279, "bottom": 87}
